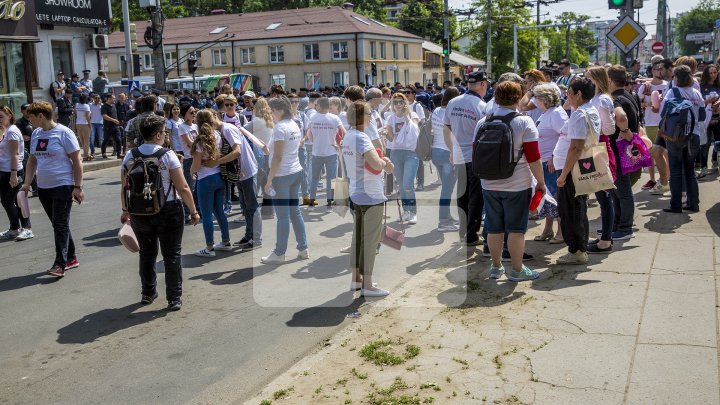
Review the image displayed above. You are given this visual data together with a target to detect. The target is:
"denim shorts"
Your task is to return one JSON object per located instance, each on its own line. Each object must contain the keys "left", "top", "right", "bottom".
{"left": 482, "top": 188, "right": 532, "bottom": 234}
{"left": 542, "top": 161, "right": 558, "bottom": 198}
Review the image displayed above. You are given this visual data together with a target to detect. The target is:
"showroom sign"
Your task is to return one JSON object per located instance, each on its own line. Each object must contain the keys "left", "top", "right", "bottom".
{"left": 35, "top": 0, "right": 111, "bottom": 27}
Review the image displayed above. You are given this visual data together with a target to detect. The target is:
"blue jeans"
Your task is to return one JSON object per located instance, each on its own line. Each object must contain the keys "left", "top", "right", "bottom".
{"left": 196, "top": 173, "right": 230, "bottom": 246}
{"left": 237, "top": 176, "right": 262, "bottom": 242}
{"left": 390, "top": 149, "right": 419, "bottom": 214}
{"left": 431, "top": 148, "right": 456, "bottom": 222}
{"left": 90, "top": 123, "right": 104, "bottom": 155}
{"left": 310, "top": 154, "right": 338, "bottom": 202}
{"left": 610, "top": 158, "right": 634, "bottom": 233}
{"left": 272, "top": 171, "right": 308, "bottom": 256}
{"left": 299, "top": 145, "right": 311, "bottom": 197}
{"left": 595, "top": 190, "right": 614, "bottom": 241}
{"left": 667, "top": 137, "right": 700, "bottom": 210}
{"left": 182, "top": 158, "right": 196, "bottom": 218}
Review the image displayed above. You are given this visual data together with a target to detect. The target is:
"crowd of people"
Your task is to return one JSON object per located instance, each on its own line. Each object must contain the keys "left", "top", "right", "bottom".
{"left": 0, "top": 56, "right": 717, "bottom": 311}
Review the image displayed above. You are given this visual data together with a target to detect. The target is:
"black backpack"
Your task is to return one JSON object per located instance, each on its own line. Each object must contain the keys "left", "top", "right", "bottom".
{"left": 472, "top": 112, "right": 522, "bottom": 180}
{"left": 219, "top": 135, "right": 241, "bottom": 183}
{"left": 122, "top": 148, "right": 173, "bottom": 215}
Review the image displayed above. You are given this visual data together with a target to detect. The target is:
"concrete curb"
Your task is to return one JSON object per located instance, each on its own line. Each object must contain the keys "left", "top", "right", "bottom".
{"left": 82, "top": 159, "right": 121, "bottom": 172}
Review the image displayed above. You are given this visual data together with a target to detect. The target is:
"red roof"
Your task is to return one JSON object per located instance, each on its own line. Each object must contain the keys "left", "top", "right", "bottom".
{"left": 108, "top": 6, "right": 420, "bottom": 48}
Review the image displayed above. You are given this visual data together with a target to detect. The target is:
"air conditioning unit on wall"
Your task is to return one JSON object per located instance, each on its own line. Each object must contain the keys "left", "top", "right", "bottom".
{"left": 90, "top": 34, "right": 109, "bottom": 50}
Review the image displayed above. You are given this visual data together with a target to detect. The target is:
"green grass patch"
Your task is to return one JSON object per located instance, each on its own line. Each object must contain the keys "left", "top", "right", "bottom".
{"left": 272, "top": 387, "right": 294, "bottom": 400}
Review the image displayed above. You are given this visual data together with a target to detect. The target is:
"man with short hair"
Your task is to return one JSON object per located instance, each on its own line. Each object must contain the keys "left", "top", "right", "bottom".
{"left": 93, "top": 70, "right": 109, "bottom": 94}
{"left": 126, "top": 95, "right": 158, "bottom": 147}
{"left": 116, "top": 93, "right": 131, "bottom": 155}
{"left": 80, "top": 70, "right": 93, "bottom": 95}
{"left": 101, "top": 94, "right": 122, "bottom": 159}
{"left": 55, "top": 89, "right": 74, "bottom": 127}
{"left": 630, "top": 59, "right": 642, "bottom": 80}
{"left": 607, "top": 65, "right": 638, "bottom": 240}
{"left": 443, "top": 71, "right": 489, "bottom": 246}
{"left": 241, "top": 91, "right": 255, "bottom": 122}
{"left": 639, "top": 60, "right": 670, "bottom": 193}
{"left": 191, "top": 91, "right": 204, "bottom": 109}
{"left": 51, "top": 72, "right": 66, "bottom": 103}
{"left": 298, "top": 88, "right": 309, "bottom": 112}
{"left": 554, "top": 59, "right": 576, "bottom": 87}
{"left": 68, "top": 73, "right": 84, "bottom": 104}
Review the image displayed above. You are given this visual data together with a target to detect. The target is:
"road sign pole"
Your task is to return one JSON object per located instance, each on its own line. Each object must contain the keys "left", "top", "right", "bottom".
{"left": 622, "top": 0, "right": 634, "bottom": 68}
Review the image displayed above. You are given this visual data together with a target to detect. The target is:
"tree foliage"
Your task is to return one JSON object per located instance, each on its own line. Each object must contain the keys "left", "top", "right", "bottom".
{"left": 674, "top": 0, "right": 720, "bottom": 56}
{"left": 543, "top": 12, "right": 597, "bottom": 66}
{"left": 395, "top": 0, "right": 456, "bottom": 43}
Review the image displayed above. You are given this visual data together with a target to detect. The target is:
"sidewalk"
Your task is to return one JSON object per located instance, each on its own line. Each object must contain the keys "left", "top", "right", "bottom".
{"left": 82, "top": 157, "right": 122, "bottom": 173}
{"left": 247, "top": 174, "right": 720, "bottom": 405}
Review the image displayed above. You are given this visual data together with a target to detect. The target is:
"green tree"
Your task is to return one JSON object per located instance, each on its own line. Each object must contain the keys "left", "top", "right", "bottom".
{"left": 110, "top": 0, "right": 188, "bottom": 31}
{"left": 396, "top": 0, "right": 456, "bottom": 43}
{"left": 674, "top": 0, "right": 720, "bottom": 56}
{"left": 543, "top": 12, "right": 596, "bottom": 66}
{"left": 466, "top": 0, "right": 538, "bottom": 77}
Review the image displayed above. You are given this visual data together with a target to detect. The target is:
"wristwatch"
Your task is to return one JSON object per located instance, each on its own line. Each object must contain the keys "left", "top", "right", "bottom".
{"left": 621, "top": 128, "right": 631, "bottom": 133}
{"left": 73, "top": 185, "right": 82, "bottom": 190}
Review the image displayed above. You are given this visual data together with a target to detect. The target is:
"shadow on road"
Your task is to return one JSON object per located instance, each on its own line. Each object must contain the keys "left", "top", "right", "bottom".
{"left": 706, "top": 202, "right": 720, "bottom": 237}
{"left": 57, "top": 303, "right": 168, "bottom": 344}
{"left": 292, "top": 255, "right": 351, "bottom": 281}
{"left": 286, "top": 291, "right": 363, "bottom": 327}
{"left": 0, "top": 271, "right": 61, "bottom": 293}
{"left": 82, "top": 228, "right": 122, "bottom": 248}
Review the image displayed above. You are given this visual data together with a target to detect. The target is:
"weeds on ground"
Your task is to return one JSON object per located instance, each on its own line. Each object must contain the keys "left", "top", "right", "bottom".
{"left": 360, "top": 339, "right": 421, "bottom": 366}
{"left": 272, "top": 387, "right": 294, "bottom": 400}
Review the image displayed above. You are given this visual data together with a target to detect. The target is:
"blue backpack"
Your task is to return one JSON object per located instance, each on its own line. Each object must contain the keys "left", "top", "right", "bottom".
{"left": 659, "top": 87, "right": 699, "bottom": 143}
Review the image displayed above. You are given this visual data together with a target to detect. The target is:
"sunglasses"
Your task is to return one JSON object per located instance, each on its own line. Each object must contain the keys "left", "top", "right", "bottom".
{"left": 393, "top": 100, "right": 405, "bottom": 105}
{"left": 402, "top": 91, "right": 412, "bottom": 94}
{"left": 189, "top": 111, "right": 197, "bottom": 115}
{"left": 225, "top": 103, "right": 236, "bottom": 107}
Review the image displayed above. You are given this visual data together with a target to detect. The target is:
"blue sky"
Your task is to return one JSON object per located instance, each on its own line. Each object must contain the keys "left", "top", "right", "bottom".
{"left": 449, "top": 0, "right": 702, "bottom": 36}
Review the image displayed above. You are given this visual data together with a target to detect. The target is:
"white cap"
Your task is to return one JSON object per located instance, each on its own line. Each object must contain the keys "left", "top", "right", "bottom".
{"left": 243, "top": 91, "right": 256, "bottom": 98}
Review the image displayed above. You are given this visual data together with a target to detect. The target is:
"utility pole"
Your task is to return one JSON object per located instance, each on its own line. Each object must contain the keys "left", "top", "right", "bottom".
{"left": 536, "top": 1, "right": 541, "bottom": 68}
{"left": 621, "top": 0, "right": 634, "bottom": 68}
{"left": 443, "top": 0, "right": 450, "bottom": 81}
{"left": 149, "top": 4, "right": 166, "bottom": 92}
{"left": 122, "top": 0, "right": 133, "bottom": 80}
{"left": 486, "top": 0, "right": 492, "bottom": 77}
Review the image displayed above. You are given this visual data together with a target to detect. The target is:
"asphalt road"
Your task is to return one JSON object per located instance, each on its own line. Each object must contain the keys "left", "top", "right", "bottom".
{"left": 0, "top": 166, "right": 458, "bottom": 404}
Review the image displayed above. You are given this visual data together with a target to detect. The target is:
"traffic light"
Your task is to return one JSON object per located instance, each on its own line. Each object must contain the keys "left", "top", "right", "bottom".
{"left": 608, "top": 0, "right": 626, "bottom": 9}
{"left": 371, "top": 62, "right": 377, "bottom": 77}
{"left": 188, "top": 58, "right": 198, "bottom": 74}
{"left": 442, "top": 38, "right": 451, "bottom": 56}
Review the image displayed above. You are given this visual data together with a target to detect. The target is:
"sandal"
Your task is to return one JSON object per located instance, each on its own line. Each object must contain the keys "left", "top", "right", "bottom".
{"left": 534, "top": 232, "right": 553, "bottom": 241}
{"left": 549, "top": 237, "right": 565, "bottom": 244}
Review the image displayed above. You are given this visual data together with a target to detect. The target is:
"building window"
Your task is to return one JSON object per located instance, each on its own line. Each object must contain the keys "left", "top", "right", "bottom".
{"left": 332, "top": 42, "right": 348, "bottom": 60}
{"left": 380, "top": 42, "right": 386, "bottom": 59}
{"left": 403, "top": 44, "right": 409, "bottom": 60}
{"left": 304, "top": 43, "right": 320, "bottom": 62}
{"left": 404, "top": 69, "right": 409, "bottom": 86}
{"left": 269, "top": 46, "right": 284, "bottom": 64}
{"left": 304, "top": 72, "right": 321, "bottom": 91}
{"left": 165, "top": 51, "right": 177, "bottom": 67}
{"left": 370, "top": 41, "right": 376, "bottom": 59}
{"left": 332, "top": 71, "right": 349, "bottom": 87}
{"left": 240, "top": 48, "right": 255, "bottom": 64}
{"left": 143, "top": 54, "right": 153, "bottom": 69}
{"left": 393, "top": 69, "right": 398, "bottom": 84}
{"left": 381, "top": 69, "right": 387, "bottom": 84}
{"left": 392, "top": 43, "right": 398, "bottom": 59}
{"left": 0, "top": 42, "right": 29, "bottom": 113}
{"left": 270, "top": 74, "right": 286, "bottom": 87}
{"left": 118, "top": 55, "right": 126, "bottom": 70}
{"left": 212, "top": 49, "right": 228, "bottom": 66}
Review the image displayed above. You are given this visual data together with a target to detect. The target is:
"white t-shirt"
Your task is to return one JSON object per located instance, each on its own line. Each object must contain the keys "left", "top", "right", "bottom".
{"left": 166, "top": 118, "right": 182, "bottom": 152}
{"left": 309, "top": 112, "right": 342, "bottom": 157}
{"left": 431, "top": 107, "right": 449, "bottom": 150}
{"left": 443, "top": 92, "right": 487, "bottom": 164}
{"left": 89, "top": 102, "right": 103, "bottom": 124}
{"left": 303, "top": 108, "right": 316, "bottom": 145}
{"left": 478, "top": 107, "right": 539, "bottom": 192}
{"left": 339, "top": 111, "right": 350, "bottom": 131}
{"left": 30, "top": 124, "right": 80, "bottom": 189}
{"left": 122, "top": 144, "right": 182, "bottom": 201}
{"left": 590, "top": 94, "right": 616, "bottom": 135}
{"left": 222, "top": 123, "right": 257, "bottom": 181}
{"left": 75, "top": 103, "right": 90, "bottom": 125}
{"left": 386, "top": 113, "right": 419, "bottom": 151}
{"left": 535, "top": 106, "right": 568, "bottom": 163}
{"left": 0, "top": 125, "right": 24, "bottom": 172}
{"left": 194, "top": 131, "right": 222, "bottom": 180}
{"left": 638, "top": 81, "right": 667, "bottom": 126}
{"left": 249, "top": 117, "right": 273, "bottom": 146}
{"left": 410, "top": 102, "right": 426, "bottom": 121}
{"left": 342, "top": 128, "right": 386, "bottom": 205}
{"left": 269, "top": 119, "right": 303, "bottom": 177}
{"left": 178, "top": 122, "right": 198, "bottom": 157}
{"left": 553, "top": 102, "right": 601, "bottom": 170}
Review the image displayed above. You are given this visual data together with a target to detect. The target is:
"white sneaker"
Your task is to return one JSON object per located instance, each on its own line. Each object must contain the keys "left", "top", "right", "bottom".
{"left": 556, "top": 251, "right": 589, "bottom": 265}
{"left": 15, "top": 229, "right": 34, "bottom": 241}
{"left": 261, "top": 252, "right": 286, "bottom": 264}
{"left": 297, "top": 249, "right": 310, "bottom": 260}
{"left": 340, "top": 246, "right": 351, "bottom": 253}
{"left": 0, "top": 229, "right": 19, "bottom": 240}
{"left": 361, "top": 287, "right": 390, "bottom": 297}
{"left": 401, "top": 210, "right": 412, "bottom": 222}
{"left": 213, "top": 242, "right": 233, "bottom": 251}
{"left": 194, "top": 248, "right": 216, "bottom": 258}
{"left": 407, "top": 214, "right": 417, "bottom": 225}
{"left": 649, "top": 183, "right": 670, "bottom": 195}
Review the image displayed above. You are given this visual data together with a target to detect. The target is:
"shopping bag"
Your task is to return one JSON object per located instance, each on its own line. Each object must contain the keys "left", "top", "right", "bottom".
{"left": 118, "top": 221, "right": 139, "bottom": 253}
{"left": 616, "top": 132, "right": 653, "bottom": 176}
{"left": 332, "top": 154, "right": 350, "bottom": 217}
{"left": 379, "top": 200, "right": 405, "bottom": 250}
{"left": 571, "top": 112, "right": 615, "bottom": 196}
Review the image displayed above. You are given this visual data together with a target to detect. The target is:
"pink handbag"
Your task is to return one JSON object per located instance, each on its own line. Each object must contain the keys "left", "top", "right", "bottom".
{"left": 379, "top": 200, "right": 405, "bottom": 250}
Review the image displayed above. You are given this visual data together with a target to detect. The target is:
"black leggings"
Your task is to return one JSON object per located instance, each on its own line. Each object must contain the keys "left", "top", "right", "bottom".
{"left": 0, "top": 170, "right": 30, "bottom": 231}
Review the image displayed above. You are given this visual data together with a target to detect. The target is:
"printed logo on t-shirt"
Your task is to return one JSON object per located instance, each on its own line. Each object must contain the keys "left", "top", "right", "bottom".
{"left": 577, "top": 157, "right": 596, "bottom": 174}
{"left": 394, "top": 121, "right": 404, "bottom": 134}
{"left": 36, "top": 139, "right": 49, "bottom": 152}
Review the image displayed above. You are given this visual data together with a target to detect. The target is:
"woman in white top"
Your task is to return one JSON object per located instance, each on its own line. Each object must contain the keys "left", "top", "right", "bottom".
{"left": 178, "top": 104, "right": 198, "bottom": 222}
{"left": 261, "top": 96, "right": 309, "bottom": 265}
{"left": 191, "top": 109, "right": 240, "bottom": 258}
{"left": 430, "top": 89, "right": 460, "bottom": 232}
{"left": 246, "top": 98, "right": 274, "bottom": 208}
{"left": 89, "top": 93, "right": 104, "bottom": 158}
{"left": 163, "top": 102, "right": 182, "bottom": 155}
{"left": 585, "top": 67, "right": 617, "bottom": 253}
{"left": 383, "top": 93, "right": 420, "bottom": 224}
{"left": 120, "top": 114, "right": 199, "bottom": 311}
{"left": 343, "top": 101, "right": 395, "bottom": 297}
{"left": 0, "top": 106, "right": 32, "bottom": 241}
{"left": 532, "top": 83, "right": 568, "bottom": 244}
{"left": 20, "top": 102, "right": 84, "bottom": 278}
{"left": 75, "top": 94, "right": 92, "bottom": 160}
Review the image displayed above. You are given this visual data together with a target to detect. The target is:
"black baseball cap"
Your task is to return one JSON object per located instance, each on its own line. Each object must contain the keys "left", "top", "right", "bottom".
{"left": 82, "top": 69, "right": 91, "bottom": 74}
{"left": 467, "top": 71, "right": 488, "bottom": 83}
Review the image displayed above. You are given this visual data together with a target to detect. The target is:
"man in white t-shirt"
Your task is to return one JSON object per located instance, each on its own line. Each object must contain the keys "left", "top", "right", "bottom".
{"left": 639, "top": 59, "right": 669, "bottom": 192}
{"left": 404, "top": 85, "right": 428, "bottom": 190}
{"left": 443, "top": 71, "right": 489, "bottom": 246}
{"left": 307, "top": 97, "right": 344, "bottom": 207}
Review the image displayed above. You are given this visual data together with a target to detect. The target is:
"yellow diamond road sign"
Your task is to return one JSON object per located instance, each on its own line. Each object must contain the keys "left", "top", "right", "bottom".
{"left": 607, "top": 16, "right": 647, "bottom": 54}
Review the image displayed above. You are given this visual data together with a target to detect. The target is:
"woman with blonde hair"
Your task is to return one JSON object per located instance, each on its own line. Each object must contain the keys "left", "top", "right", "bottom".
{"left": 383, "top": 92, "right": 420, "bottom": 224}
{"left": 584, "top": 66, "right": 617, "bottom": 254}
{"left": 190, "top": 109, "right": 239, "bottom": 257}
{"left": 246, "top": 97, "right": 275, "bottom": 215}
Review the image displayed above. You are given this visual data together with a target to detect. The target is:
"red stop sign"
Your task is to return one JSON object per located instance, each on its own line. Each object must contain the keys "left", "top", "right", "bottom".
{"left": 652, "top": 41, "right": 665, "bottom": 54}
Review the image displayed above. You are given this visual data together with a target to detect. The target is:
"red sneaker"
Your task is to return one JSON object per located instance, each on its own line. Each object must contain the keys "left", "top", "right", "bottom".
{"left": 65, "top": 258, "right": 79, "bottom": 270}
{"left": 641, "top": 180, "right": 657, "bottom": 190}
{"left": 47, "top": 264, "right": 65, "bottom": 277}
